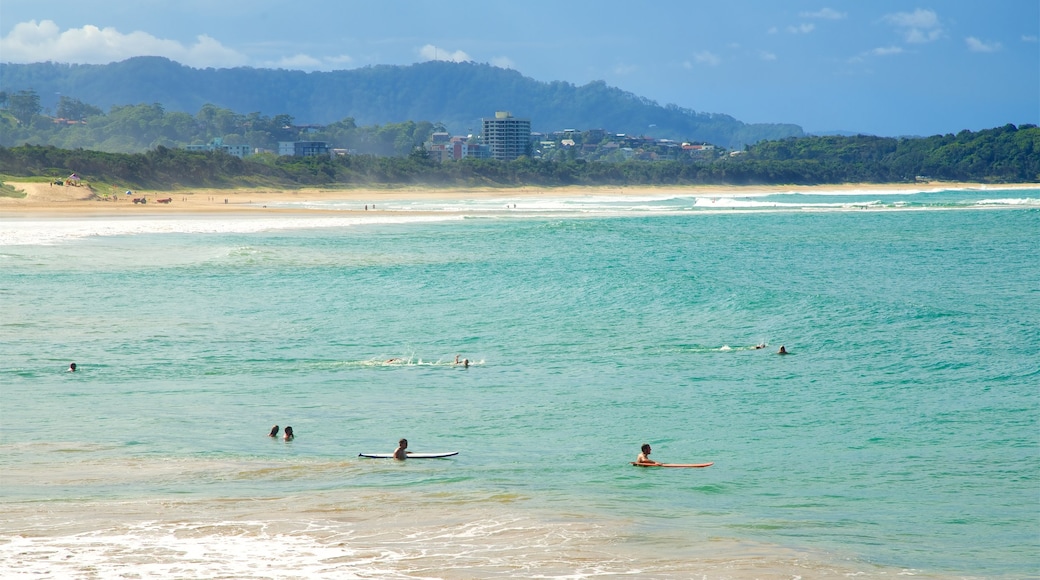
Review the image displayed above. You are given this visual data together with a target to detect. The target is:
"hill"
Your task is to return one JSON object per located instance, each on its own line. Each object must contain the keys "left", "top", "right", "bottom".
{"left": 0, "top": 57, "right": 801, "bottom": 148}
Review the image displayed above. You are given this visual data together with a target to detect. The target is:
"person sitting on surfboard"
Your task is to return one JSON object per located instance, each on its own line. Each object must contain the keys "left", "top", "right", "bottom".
{"left": 393, "top": 438, "right": 408, "bottom": 459}
{"left": 636, "top": 443, "right": 662, "bottom": 466}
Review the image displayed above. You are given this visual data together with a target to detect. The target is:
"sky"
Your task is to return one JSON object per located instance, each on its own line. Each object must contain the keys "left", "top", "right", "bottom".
{"left": 1, "top": 0, "right": 1037, "bottom": 136}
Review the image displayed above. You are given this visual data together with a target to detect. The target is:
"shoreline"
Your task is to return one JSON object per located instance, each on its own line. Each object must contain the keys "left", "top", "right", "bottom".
{"left": 1, "top": 181, "right": 1036, "bottom": 217}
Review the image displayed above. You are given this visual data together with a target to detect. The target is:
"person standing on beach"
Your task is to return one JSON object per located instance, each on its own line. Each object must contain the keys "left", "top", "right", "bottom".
{"left": 393, "top": 438, "right": 408, "bottom": 459}
{"left": 636, "top": 443, "right": 662, "bottom": 466}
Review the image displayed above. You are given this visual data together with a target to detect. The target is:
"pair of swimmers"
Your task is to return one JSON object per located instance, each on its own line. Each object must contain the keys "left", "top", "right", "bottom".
{"left": 751, "top": 344, "right": 789, "bottom": 354}
{"left": 753, "top": 344, "right": 790, "bottom": 354}
{"left": 268, "top": 425, "right": 294, "bottom": 440}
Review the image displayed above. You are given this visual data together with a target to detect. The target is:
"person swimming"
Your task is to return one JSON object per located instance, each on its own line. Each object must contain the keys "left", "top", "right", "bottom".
{"left": 777, "top": 345, "right": 789, "bottom": 354}
{"left": 269, "top": 425, "right": 279, "bottom": 437}
{"left": 283, "top": 426, "right": 294, "bottom": 440}
{"left": 636, "top": 443, "right": 662, "bottom": 466}
{"left": 393, "top": 438, "right": 408, "bottom": 459}
{"left": 67, "top": 362, "right": 77, "bottom": 372}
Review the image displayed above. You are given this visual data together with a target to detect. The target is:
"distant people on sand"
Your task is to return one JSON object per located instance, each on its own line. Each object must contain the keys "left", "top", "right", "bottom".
{"left": 269, "top": 425, "right": 279, "bottom": 437}
{"left": 777, "top": 345, "right": 789, "bottom": 355}
{"left": 283, "top": 426, "right": 294, "bottom": 440}
{"left": 636, "top": 443, "right": 662, "bottom": 466}
{"left": 393, "top": 438, "right": 408, "bottom": 459}
{"left": 67, "top": 362, "right": 77, "bottom": 372}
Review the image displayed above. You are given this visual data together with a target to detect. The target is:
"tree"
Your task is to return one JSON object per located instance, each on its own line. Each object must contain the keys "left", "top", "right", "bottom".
{"left": 8, "top": 89, "right": 41, "bottom": 125}
{"left": 56, "top": 96, "right": 103, "bottom": 121}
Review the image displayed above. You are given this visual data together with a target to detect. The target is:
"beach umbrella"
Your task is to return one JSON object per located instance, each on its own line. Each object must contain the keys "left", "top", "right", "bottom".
{"left": 67, "top": 173, "right": 80, "bottom": 181}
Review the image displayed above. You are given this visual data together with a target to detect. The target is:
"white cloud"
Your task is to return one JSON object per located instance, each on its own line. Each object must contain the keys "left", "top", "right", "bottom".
{"left": 692, "top": 50, "right": 721, "bottom": 66}
{"left": 884, "top": 8, "right": 939, "bottom": 29}
{"left": 802, "top": 8, "right": 846, "bottom": 20}
{"left": 965, "top": 37, "right": 1001, "bottom": 53}
{"left": 871, "top": 46, "right": 904, "bottom": 56}
{"left": 0, "top": 20, "right": 247, "bottom": 67}
{"left": 759, "top": 51, "right": 777, "bottom": 61}
{"left": 326, "top": 55, "right": 355, "bottom": 67}
{"left": 490, "top": 56, "right": 515, "bottom": 69}
{"left": 1020, "top": 35, "right": 1037, "bottom": 43}
{"left": 418, "top": 44, "right": 471, "bottom": 63}
{"left": 263, "top": 53, "right": 355, "bottom": 71}
{"left": 787, "top": 23, "right": 816, "bottom": 34}
{"left": 883, "top": 9, "right": 942, "bottom": 43}
{"left": 265, "top": 53, "right": 324, "bottom": 69}
{"left": 613, "top": 63, "right": 637, "bottom": 75}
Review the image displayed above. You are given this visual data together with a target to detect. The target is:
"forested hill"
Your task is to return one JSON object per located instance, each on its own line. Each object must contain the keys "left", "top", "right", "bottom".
{"left": 0, "top": 57, "right": 802, "bottom": 148}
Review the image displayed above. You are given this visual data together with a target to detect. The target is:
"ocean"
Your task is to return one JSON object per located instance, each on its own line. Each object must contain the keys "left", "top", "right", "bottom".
{"left": 1, "top": 187, "right": 1038, "bottom": 578}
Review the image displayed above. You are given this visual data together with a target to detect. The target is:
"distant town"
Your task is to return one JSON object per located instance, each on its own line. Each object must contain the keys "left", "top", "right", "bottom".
{"left": 186, "top": 111, "right": 726, "bottom": 163}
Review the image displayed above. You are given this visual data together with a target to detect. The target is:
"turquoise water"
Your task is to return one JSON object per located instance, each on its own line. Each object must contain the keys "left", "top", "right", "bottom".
{"left": 1, "top": 189, "right": 1038, "bottom": 578}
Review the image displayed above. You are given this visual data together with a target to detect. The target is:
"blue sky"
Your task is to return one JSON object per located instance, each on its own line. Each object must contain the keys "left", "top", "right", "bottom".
{"left": 1, "top": 0, "right": 1037, "bottom": 136}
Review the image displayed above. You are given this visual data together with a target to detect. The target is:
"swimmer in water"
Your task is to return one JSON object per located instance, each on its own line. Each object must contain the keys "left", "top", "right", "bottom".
{"left": 777, "top": 345, "right": 789, "bottom": 355}
{"left": 269, "top": 425, "right": 279, "bottom": 437}
{"left": 393, "top": 438, "right": 408, "bottom": 460}
{"left": 283, "top": 426, "right": 294, "bottom": 440}
{"left": 67, "top": 362, "right": 77, "bottom": 372}
{"left": 636, "top": 443, "right": 662, "bottom": 466}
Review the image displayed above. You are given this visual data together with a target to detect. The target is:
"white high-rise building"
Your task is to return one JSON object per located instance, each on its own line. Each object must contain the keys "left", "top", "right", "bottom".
{"left": 481, "top": 112, "right": 531, "bottom": 161}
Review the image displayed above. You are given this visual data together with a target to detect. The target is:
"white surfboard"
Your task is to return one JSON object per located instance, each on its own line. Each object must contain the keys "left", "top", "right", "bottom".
{"left": 358, "top": 451, "right": 459, "bottom": 459}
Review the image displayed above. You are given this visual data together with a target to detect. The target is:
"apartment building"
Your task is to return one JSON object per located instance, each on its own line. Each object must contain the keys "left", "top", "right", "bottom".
{"left": 481, "top": 111, "right": 531, "bottom": 161}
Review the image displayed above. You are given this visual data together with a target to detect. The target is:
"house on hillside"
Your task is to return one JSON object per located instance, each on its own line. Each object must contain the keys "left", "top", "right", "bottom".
{"left": 278, "top": 141, "right": 330, "bottom": 157}
{"left": 185, "top": 138, "right": 252, "bottom": 159}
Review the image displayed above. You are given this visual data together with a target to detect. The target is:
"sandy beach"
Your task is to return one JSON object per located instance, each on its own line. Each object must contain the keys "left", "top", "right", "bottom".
{"left": 2, "top": 181, "right": 1035, "bottom": 217}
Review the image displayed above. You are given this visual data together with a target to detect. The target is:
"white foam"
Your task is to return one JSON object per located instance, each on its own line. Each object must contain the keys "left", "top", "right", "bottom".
{"left": 0, "top": 215, "right": 462, "bottom": 246}
{"left": 976, "top": 197, "right": 1040, "bottom": 206}
{"left": 0, "top": 516, "right": 635, "bottom": 579}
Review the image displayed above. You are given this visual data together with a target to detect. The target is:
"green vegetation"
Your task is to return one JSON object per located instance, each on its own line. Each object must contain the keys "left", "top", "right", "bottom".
{"left": 0, "top": 58, "right": 801, "bottom": 148}
{"left": 0, "top": 94, "right": 439, "bottom": 157}
{"left": 0, "top": 180, "right": 27, "bottom": 198}
{"left": 2, "top": 123, "right": 1036, "bottom": 189}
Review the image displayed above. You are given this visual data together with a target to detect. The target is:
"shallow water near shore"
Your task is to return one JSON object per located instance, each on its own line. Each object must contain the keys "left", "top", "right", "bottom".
{"left": 1, "top": 188, "right": 1038, "bottom": 578}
